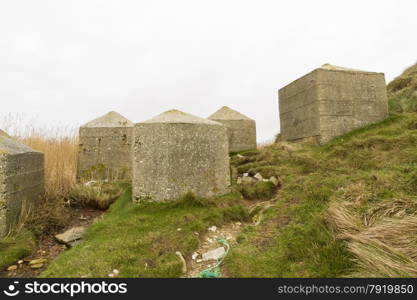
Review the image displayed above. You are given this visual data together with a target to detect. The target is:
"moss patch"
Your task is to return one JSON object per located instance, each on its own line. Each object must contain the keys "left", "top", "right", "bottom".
{"left": 0, "top": 230, "right": 36, "bottom": 269}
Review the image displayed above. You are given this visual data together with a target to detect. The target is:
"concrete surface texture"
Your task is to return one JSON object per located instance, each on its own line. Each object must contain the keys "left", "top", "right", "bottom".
{"left": 132, "top": 109, "right": 231, "bottom": 202}
{"left": 77, "top": 111, "right": 134, "bottom": 181}
{"left": 0, "top": 135, "right": 44, "bottom": 237}
{"left": 208, "top": 106, "right": 257, "bottom": 152}
{"left": 278, "top": 64, "right": 389, "bottom": 144}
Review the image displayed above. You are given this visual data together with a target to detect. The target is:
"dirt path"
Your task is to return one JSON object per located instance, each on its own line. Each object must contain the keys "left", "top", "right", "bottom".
{"left": 0, "top": 207, "right": 104, "bottom": 278}
{"left": 184, "top": 221, "right": 243, "bottom": 278}
{"left": 184, "top": 199, "right": 276, "bottom": 278}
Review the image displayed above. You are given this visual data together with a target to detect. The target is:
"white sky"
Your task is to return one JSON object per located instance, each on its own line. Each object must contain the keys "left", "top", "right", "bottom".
{"left": 1, "top": 0, "right": 416, "bottom": 141}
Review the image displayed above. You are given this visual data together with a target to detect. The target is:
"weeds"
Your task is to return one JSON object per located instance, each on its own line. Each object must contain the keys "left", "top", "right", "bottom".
{"left": 70, "top": 182, "right": 124, "bottom": 210}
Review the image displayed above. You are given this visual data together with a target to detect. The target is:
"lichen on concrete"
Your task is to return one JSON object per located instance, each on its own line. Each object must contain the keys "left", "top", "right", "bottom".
{"left": 278, "top": 64, "right": 389, "bottom": 144}
{"left": 132, "top": 109, "right": 231, "bottom": 202}
{"left": 77, "top": 111, "right": 133, "bottom": 181}
{"left": 208, "top": 106, "right": 257, "bottom": 152}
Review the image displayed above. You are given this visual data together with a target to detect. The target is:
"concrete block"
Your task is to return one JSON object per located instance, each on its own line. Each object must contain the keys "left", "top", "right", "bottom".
{"left": 132, "top": 109, "right": 230, "bottom": 202}
{"left": 278, "top": 64, "right": 389, "bottom": 144}
{"left": 0, "top": 135, "right": 44, "bottom": 237}
{"left": 77, "top": 111, "right": 133, "bottom": 181}
{"left": 208, "top": 106, "right": 257, "bottom": 152}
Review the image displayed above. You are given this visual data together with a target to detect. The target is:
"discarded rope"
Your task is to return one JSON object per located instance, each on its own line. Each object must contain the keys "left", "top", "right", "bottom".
{"left": 198, "top": 238, "right": 230, "bottom": 278}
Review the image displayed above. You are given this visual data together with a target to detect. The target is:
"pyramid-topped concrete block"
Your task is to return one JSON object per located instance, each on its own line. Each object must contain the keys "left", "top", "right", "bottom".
{"left": 78, "top": 111, "right": 134, "bottom": 181}
{"left": 208, "top": 106, "right": 257, "bottom": 152}
{"left": 278, "top": 64, "right": 389, "bottom": 144}
{"left": 133, "top": 109, "right": 230, "bottom": 202}
{"left": 0, "top": 135, "right": 44, "bottom": 237}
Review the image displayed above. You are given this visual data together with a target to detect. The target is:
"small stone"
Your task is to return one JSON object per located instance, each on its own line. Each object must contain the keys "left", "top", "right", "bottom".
{"left": 177, "top": 228, "right": 182, "bottom": 231}
{"left": 202, "top": 247, "right": 226, "bottom": 261}
{"left": 206, "top": 238, "right": 213, "bottom": 243}
{"left": 30, "top": 263, "right": 44, "bottom": 269}
{"left": 55, "top": 226, "right": 86, "bottom": 246}
{"left": 108, "top": 273, "right": 115, "bottom": 277}
{"left": 270, "top": 176, "right": 279, "bottom": 186}
{"left": 17, "top": 260, "right": 24, "bottom": 264}
{"left": 112, "top": 269, "right": 120, "bottom": 274}
{"left": 192, "top": 252, "right": 199, "bottom": 260}
{"left": 196, "top": 259, "right": 203, "bottom": 263}
{"left": 237, "top": 154, "right": 244, "bottom": 158}
{"left": 208, "top": 226, "right": 217, "bottom": 232}
{"left": 7, "top": 265, "right": 18, "bottom": 271}
{"left": 254, "top": 173, "right": 263, "bottom": 181}
{"left": 243, "top": 173, "right": 249, "bottom": 177}
{"left": 29, "top": 258, "right": 47, "bottom": 265}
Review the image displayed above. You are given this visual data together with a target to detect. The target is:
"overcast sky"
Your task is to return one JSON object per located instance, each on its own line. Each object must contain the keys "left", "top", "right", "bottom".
{"left": 1, "top": 0, "right": 416, "bottom": 141}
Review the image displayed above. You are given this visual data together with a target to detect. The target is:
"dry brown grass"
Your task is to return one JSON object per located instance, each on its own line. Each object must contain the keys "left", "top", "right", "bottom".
{"left": 70, "top": 181, "right": 124, "bottom": 210}
{"left": 329, "top": 198, "right": 417, "bottom": 277}
{"left": 20, "top": 133, "right": 78, "bottom": 201}
{"left": 1, "top": 114, "right": 78, "bottom": 233}
{"left": 1, "top": 114, "right": 78, "bottom": 200}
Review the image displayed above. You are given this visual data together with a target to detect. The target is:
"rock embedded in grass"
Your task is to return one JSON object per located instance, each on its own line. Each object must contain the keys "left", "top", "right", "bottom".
{"left": 254, "top": 173, "right": 263, "bottom": 181}
{"left": 55, "top": 226, "right": 86, "bottom": 247}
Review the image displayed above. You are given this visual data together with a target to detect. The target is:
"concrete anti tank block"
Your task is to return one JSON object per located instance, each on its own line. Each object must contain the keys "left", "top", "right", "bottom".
{"left": 77, "top": 111, "right": 133, "bottom": 181}
{"left": 132, "top": 109, "right": 231, "bottom": 202}
{"left": 278, "top": 64, "right": 389, "bottom": 144}
{"left": 0, "top": 135, "right": 44, "bottom": 237}
{"left": 208, "top": 106, "right": 257, "bottom": 152}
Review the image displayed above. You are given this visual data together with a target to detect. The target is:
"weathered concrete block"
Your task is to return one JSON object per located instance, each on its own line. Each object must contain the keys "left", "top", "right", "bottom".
{"left": 208, "top": 106, "right": 257, "bottom": 152}
{"left": 77, "top": 111, "right": 133, "bottom": 181}
{"left": 278, "top": 64, "right": 389, "bottom": 144}
{"left": 132, "top": 109, "right": 230, "bottom": 202}
{"left": 0, "top": 135, "right": 44, "bottom": 237}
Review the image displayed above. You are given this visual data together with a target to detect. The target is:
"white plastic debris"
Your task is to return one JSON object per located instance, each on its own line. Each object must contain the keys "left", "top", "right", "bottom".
{"left": 202, "top": 247, "right": 226, "bottom": 261}
{"left": 208, "top": 226, "right": 217, "bottom": 232}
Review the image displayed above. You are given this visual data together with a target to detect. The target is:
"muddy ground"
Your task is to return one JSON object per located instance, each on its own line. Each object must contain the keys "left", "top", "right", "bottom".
{"left": 0, "top": 207, "right": 104, "bottom": 278}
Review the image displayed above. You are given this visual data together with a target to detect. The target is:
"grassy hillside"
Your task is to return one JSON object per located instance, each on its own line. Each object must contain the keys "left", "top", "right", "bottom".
{"left": 226, "top": 114, "right": 417, "bottom": 277}
{"left": 225, "top": 63, "right": 417, "bottom": 277}
{"left": 388, "top": 62, "right": 417, "bottom": 113}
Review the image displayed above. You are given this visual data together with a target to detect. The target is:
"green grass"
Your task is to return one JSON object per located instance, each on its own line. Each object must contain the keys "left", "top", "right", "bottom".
{"left": 388, "top": 62, "right": 417, "bottom": 113}
{"left": 6, "top": 63, "right": 417, "bottom": 278}
{"left": 0, "top": 230, "right": 36, "bottom": 268}
{"left": 41, "top": 190, "right": 250, "bottom": 277}
{"left": 225, "top": 112, "right": 417, "bottom": 277}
